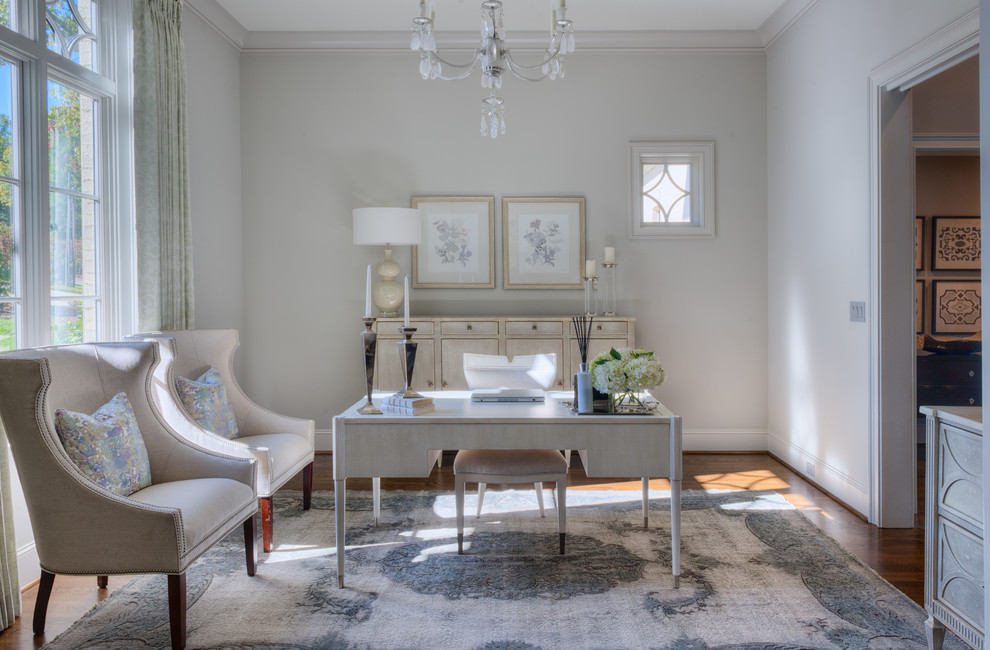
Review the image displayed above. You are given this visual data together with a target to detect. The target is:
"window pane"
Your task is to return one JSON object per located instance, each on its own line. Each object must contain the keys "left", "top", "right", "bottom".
{"left": 0, "top": 1, "right": 10, "bottom": 34}
{"left": 49, "top": 192, "right": 96, "bottom": 296}
{"left": 48, "top": 81, "right": 97, "bottom": 195}
{"left": 46, "top": 0, "right": 98, "bottom": 71}
{"left": 0, "top": 181, "right": 14, "bottom": 299}
{"left": 642, "top": 163, "right": 691, "bottom": 224}
{"left": 51, "top": 298, "right": 96, "bottom": 344}
{"left": 0, "top": 302, "right": 15, "bottom": 350}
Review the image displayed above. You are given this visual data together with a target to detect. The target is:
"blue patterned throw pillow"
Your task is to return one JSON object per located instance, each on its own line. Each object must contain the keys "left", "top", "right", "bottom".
{"left": 175, "top": 367, "right": 239, "bottom": 439}
{"left": 54, "top": 392, "right": 153, "bottom": 497}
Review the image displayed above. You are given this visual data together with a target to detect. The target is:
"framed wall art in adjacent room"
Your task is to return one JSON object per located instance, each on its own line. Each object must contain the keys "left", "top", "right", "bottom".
{"left": 932, "top": 216, "right": 980, "bottom": 271}
{"left": 915, "top": 216, "right": 924, "bottom": 271}
{"left": 916, "top": 280, "right": 925, "bottom": 335}
{"left": 502, "top": 197, "right": 585, "bottom": 289}
{"left": 932, "top": 279, "right": 982, "bottom": 335}
{"left": 411, "top": 196, "right": 495, "bottom": 288}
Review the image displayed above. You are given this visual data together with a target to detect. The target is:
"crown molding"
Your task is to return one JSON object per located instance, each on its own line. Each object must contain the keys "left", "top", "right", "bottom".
{"left": 184, "top": 0, "right": 247, "bottom": 49}
{"left": 239, "top": 29, "right": 766, "bottom": 55}
{"left": 757, "top": 0, "right": 818, "bottom": 49}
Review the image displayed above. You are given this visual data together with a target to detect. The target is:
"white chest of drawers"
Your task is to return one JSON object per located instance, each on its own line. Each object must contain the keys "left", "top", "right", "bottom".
{"left": 371, "top": 315, "right": 636, "bottom": 392}
{"left": 921, "top": 405, "right": 984, "bottom": 650}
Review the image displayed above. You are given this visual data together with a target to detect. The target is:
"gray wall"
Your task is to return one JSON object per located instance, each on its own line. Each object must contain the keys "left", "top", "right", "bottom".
{"left": 225, "top": 50, "right": 769, "bottom": 449}
{"left": 766, "top": 0, "right": 978, "bottom": 515}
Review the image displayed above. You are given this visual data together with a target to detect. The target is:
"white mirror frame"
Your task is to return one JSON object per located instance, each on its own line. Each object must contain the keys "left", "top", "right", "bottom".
{"left": 629, "top": 140, "right": 715, "bottom": 239}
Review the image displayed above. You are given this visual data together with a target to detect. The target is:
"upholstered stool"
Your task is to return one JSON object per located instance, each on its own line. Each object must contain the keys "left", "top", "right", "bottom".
{"left": 453, "top": 449, "right": 568, "bottom": 554}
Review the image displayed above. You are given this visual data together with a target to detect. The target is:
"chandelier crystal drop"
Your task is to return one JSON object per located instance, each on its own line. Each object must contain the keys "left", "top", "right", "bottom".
{"left": 410, "top": 0, "right": 574, "bottom": 139}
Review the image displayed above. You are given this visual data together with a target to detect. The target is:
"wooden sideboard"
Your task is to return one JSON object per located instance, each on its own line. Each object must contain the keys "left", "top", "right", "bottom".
{"left": 920, "top": 406, "right": 984, "bottom": 650}
{"left": 372, "top": 316, "right": 636, "bottom": 392}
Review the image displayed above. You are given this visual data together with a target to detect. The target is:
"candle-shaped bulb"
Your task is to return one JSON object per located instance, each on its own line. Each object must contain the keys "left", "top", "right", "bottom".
{"left": 604, "top": 247, "right": 615, "bottom": 264}
{"left": 365, "top": 264, "right": 373, "bottom": 318}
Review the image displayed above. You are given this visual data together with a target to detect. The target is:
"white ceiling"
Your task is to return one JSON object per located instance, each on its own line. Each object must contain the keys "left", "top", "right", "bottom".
{"left": 213, "top": 0, "right": 792, "bottom": 34}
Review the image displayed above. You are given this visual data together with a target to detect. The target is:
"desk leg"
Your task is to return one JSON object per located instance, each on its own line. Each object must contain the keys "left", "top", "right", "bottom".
{"left": 335, "top": 478, "right": 346, "bottom": 588}
{"left": 642, "top": 478, "right": 649, "bottom": 528}
{"left": 373, "top": 477, "right": 381, "bottom": 526}
{"left": 671, "top": 477, "right": 681, "bottom": 588}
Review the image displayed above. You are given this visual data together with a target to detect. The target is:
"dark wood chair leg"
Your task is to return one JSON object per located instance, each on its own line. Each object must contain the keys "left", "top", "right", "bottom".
{"left": 168, "top": 573, "right": 186, "bottom": 650}
{"left": 302, "top": 461, "right": 314, "bottom": 511}
{"left": 97, "top": 575, "right": 108, "bottom": 589}
{"left": 244, "top": 515, "right": 257, "bottom": 576}
{"left": 32, "top": 570, "right": 55, "bottom": 635}
{"left": 260, "top": 496, "right": 274, "bottom": 553}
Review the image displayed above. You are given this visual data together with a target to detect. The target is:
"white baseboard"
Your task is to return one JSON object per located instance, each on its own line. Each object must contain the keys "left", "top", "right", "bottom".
{"left": 767, "top": 432, "right": 870, "bottom": 516}
{"left": 316, "top": 429, "right": 769, "bottom": 454}
{"left": 17, "top": 541, "right": 39, "bottom": 590}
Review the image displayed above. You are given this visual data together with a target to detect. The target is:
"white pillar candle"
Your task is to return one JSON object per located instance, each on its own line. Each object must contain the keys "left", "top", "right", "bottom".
{"left": 603, "top": 247, "right": 615, "bottom": 264}
{"left": 404, "top": 275, "right": 411, "bottom": 328}
{"left": 365, "top": 264, "right": 373, "bottom": 318}
{"left": 586, "top": 260, "right": 596, "bottom": 278}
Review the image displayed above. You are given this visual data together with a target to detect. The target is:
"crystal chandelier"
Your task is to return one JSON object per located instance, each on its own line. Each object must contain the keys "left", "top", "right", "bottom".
{"left": 410, "top": 0, "right": 575, "bottom": 139}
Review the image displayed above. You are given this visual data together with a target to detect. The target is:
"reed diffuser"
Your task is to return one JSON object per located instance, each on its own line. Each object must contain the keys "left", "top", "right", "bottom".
{"left": 572, "top": 315, "right": 594, "bottom": 413}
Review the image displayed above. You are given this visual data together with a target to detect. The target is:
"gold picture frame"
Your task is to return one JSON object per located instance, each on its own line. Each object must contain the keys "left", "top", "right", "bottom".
{"left": 411, "top": 196, "right": 495, "bottom": 288}
{"left": 502, "top": 197, "right": 585, "bottom": 289}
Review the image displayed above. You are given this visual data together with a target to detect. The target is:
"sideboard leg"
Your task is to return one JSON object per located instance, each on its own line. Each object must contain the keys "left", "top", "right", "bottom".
{"left": 925, "top": 614, "right": 945, "bottom": 650}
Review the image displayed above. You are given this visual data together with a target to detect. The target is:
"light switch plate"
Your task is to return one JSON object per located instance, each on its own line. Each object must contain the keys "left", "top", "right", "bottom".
{"left": 850, "top": 301, "right": 866, "bottom": 322}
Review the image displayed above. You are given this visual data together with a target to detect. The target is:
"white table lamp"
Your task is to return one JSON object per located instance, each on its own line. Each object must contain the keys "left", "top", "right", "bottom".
{"left": 353, "top": 207, "right": 422, "bottom": 317}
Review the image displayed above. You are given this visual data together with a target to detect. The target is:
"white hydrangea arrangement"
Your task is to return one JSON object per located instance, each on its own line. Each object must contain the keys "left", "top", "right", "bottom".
{"left": 590, "top": 347, "right": 664, "bottom": 411}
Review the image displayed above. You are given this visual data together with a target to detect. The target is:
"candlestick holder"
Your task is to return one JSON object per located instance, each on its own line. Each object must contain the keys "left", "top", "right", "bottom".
{"left": 601, "top": 262, "right": 617, "bottom": 316}
{"left": 359, "top": 317, "right": 383, "bottom": 415}
{"left": 397, "top": 327, "right": 425, "bottom": 399}
{"left": 583, "top": 276, "right": 598, "bottom": 316}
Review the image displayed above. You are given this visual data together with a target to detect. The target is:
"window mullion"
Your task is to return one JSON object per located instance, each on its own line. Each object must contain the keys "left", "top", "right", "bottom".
{"left": 19, "top": 54, "right": 49, "bottom": 347}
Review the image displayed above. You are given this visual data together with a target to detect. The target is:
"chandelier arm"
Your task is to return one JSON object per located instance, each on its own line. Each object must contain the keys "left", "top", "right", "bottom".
{"left": 503, "top": 51, "right": 560, "bottom": 82}
{"left": 427, "top": 51, "right": 483, "bottom": 80}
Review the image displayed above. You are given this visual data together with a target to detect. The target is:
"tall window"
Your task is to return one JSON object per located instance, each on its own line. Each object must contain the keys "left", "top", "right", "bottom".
{"left": 0, "top": 0, "right": 132, "bottom": 350}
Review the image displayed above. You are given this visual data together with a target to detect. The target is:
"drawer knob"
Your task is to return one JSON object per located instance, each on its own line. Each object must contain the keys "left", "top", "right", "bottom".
{"left": 532, "top": 324, "right": 538, "bottom": 331}
{"left": 467, "top": 325, "right": 472, "bottom": 331}
{"left": 442, "top": 381, "right": 448, "bottom": 388}
{"left": 969, "top": 370, "right": 975, "bottom": 377}
{"left": 596, "top": 325, "right": 602, "bottom": 331}
{"left": 427, "top": 381, "right": 434, "bottom": 388}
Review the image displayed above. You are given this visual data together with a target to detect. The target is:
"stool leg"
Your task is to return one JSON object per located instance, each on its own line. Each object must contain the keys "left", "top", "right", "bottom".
{"left": 535, "top": 482, "right": 546, "bottom": 517}
{"left": 373, "top": 477, "right": 381, "bottom": 526}
{"left": 557, "top": 477, "right": 567, "bottom": 554}
{"left": 476, "top": 482, "right": 487, "bottom": 517}
{"left": 456, "top": 476, "right": 466, "bottom": 553}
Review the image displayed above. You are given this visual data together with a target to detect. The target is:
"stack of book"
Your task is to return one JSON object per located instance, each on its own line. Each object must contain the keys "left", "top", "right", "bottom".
{"left": 381, "top": 394, "right": 435, "bottom": 415}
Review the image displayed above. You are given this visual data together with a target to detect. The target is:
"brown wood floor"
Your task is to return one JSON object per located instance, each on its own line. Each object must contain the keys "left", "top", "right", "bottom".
{"left": 0, "top": 451, "right": 925, "bottom": 649}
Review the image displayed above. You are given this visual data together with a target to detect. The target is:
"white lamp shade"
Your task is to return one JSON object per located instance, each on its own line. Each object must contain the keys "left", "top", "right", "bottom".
{"left": 353, "top": 207, "right": 422, "bottom": 245}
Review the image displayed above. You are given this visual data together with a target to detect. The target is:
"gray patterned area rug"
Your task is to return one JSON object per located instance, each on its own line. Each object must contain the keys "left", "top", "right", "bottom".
{"left": 44, "top": 488, "right": 960, "bottom": 650}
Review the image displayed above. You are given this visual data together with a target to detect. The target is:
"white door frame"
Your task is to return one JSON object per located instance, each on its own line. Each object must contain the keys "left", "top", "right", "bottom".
{"left": 867, "top": 9, "right": 978, "bottom": 527}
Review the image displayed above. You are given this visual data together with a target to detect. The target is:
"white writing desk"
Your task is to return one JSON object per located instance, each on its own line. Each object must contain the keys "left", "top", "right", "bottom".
{"left": 331, "top": 391, "right": 682, "bottom": 588}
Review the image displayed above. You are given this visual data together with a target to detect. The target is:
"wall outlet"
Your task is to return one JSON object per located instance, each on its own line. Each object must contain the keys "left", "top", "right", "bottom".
{"left": 805, "top": 461, "right": 816, "bottom": 477}
{"left": 850, "top": 301, "right": 866, "bottom": 322}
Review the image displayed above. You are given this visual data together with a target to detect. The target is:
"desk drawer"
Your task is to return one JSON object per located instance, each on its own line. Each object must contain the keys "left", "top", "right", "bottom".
{"left": 441, "top": 320, "right": 499, "bottom": 336}
{"left": 507, "top": 320, "right": 564, "bottom": 336}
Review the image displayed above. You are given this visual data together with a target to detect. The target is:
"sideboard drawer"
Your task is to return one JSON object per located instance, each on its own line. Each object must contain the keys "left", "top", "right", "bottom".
{"left": 938, "top": 423, "right": 984, "bottom": 530}
{"left": 441, "top": 320, "right": 499, "bottom": 336}
{"left": 935, "top": 516, "right": 985, "bottom": 631}
{"left": 376, "top": 320, "right": 435, "bottom": 338}
{"left": 574, "top": 320, "right": 628, "bottom": 337}
{"left": 506, "top": 320, "right": 564, "bottom": 336}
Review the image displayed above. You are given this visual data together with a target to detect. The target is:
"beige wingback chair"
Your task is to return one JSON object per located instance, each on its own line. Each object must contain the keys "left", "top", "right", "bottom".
{"left": 128, "top": 329, "right": 316, "bottom": 553}
{"left": 0, "top": 341, "right": 259, "bottom": 650}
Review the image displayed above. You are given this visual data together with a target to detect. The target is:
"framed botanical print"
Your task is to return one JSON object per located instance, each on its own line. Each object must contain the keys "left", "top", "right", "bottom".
{"left": 932, "top": 216, "right": 980, "bottom": 270}
{"left": 502, "top": 197, "right": 585, "bottom": 289}
{"left": 916, "top": 280, "right": 924, "bottom": 334}
{"left": 932, "top": 279, "right": 982, "bottom": 335}
{"left": 411, "top": 196, "right": 495, "bottom": 288}
{"left": 915, "top": 217, "right": 924, "bottom": 271}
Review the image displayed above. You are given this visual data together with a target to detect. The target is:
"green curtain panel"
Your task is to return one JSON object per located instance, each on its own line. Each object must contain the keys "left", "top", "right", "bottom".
{"left": 133, "top": 0, "right": 194, "bottom": 330}
{"left": 0, "top": 423, "right": 20, "bottom": 630}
